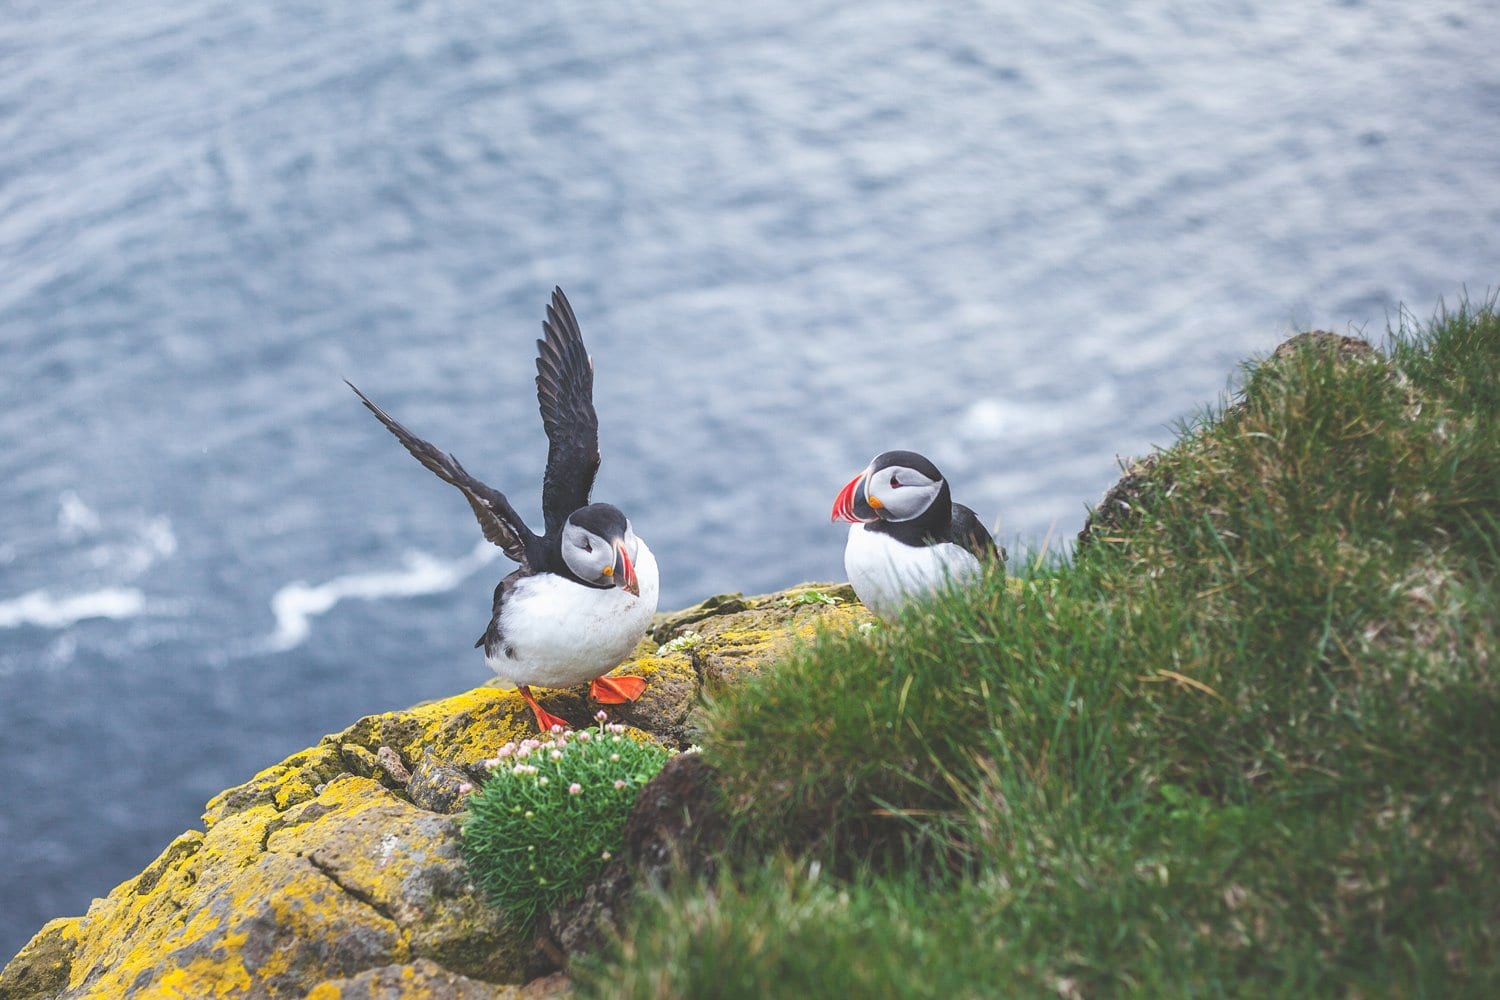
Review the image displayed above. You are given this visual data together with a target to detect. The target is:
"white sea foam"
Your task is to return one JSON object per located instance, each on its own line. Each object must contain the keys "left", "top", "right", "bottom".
{"left": 55, "top": 491, "right": 178, "bottom": 579}
{"left": 57, "top": 490, "right": 102, "bottom": 539}
{"left": 0, "top": 587, "right": 147, "bottom": 629}
{"left": 265, "top": 542, "right": 500, "bottom": 652}
{"left": 958, "top": 384, "right": 1119, "bottom": 444}
{"left": 120, "top": 515, "right": 177, "bottom": 576}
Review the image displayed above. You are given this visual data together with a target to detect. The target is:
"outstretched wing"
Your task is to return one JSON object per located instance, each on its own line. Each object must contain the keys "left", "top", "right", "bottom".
{"left": 347, "top": 380, "right": 540, "bottom": 570}
{"left": 952, "top": 503, "right": 1005, "bottom": 563}
{"left": 534, "top": 287, "right": 601, "bottom": 534}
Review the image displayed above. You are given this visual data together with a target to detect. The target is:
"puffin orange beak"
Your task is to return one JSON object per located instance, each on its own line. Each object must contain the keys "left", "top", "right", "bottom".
{"left": 832, "top": 471, "right": 876, "bottom": 523}
{"left": 611, "top": 541, "right": 640, "bottom": 597}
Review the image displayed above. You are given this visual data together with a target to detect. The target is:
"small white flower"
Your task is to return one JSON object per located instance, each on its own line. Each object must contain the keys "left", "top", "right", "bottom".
{"left": 594, "top": 709, "right": 609, "bottom": 723}
{"left": 610, "top": 753, "right": 620, "bottom": 762}
{"left": 601, "top": 850, "right": 612, "bottom": 861}
{"left": 569, "top": 782, "right": 583, "bottom": 795}
{"left": 458, "top": 782, "right": 472, "bottom": 795}
{"left": 613, "top": 779, "right": 626, "bottom": 790}
{"left": 611, "top": 735, "right": 623, "bottom": 743}
{"left": 655, "top": 629, "right": 702, "bottom": 655}
{"left": 577, "top": 731, "right": 591, "bottom": 742}
{"left": 538, "top": 775, "right": 549, "bottom": 786}
{"left": 550, "top": 724, "right": 565, "bottom": 735}
{"left": 550, "top": 750, "right": 563, "bottom": 761}
{"left": 497, "top": 744, "right": 515, "bottom": 759}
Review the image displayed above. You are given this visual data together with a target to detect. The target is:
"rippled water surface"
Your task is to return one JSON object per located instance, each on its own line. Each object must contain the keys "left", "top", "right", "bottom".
{"left": 2, "top": 0, "right": 1497, "bottom": 959}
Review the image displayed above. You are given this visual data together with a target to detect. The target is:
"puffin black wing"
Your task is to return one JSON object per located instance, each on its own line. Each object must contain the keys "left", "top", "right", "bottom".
{"left": 347, "top": 381, "right": 542, "bottom": 570}
{"left": 534, "top": 287, "right": 601, "bottom": 535}
{"left": 951, "top": 503, "right": 1004, "bottom": 563}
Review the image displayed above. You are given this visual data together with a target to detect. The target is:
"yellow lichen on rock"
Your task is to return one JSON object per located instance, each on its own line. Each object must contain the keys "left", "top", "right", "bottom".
{"left": 0, "top": 916, "right": 81, "bottom": 999}
{"left": 676, "top": 583, "right": 873, "bottom": 692}
{"left": 37, "top": 774, "right": 523, "bottom": 998}
{"left": 304, "top": 959, "right": 566, "bottom": 999}
{"left": 267, "top": 776, "right": 524, "bottom": 982}
{"left": 340, "top": 687, "right": 535, "bottom": 771}
{"left": 64, "top": 848, "right": 407, "bottom": 998}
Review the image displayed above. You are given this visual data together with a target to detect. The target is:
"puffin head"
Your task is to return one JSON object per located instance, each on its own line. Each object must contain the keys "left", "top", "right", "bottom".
{"left": 561, "top": 503, "right": 641, "bottom": 595}
{"left": 831, "top": 450, "right": 947, "bottom": 524}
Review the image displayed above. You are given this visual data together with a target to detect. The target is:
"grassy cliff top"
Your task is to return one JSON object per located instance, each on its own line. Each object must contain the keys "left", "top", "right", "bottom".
{"left": 578, "top": 298, "right": 1500, "bottom": 998}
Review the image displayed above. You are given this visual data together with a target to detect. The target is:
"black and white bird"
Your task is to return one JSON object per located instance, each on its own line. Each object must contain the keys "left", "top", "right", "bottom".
{"left": 348, "top": 288, "right": 658, "bottom": 733}
{"left": 831, "top": 450, "right": 1001, "bottom": 620}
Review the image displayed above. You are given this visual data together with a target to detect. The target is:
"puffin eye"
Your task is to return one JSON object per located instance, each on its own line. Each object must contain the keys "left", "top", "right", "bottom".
{"left": 889, "top": 474, "right": 902, "bottom": 489}
{"left": 581, "top": 539, "right": 592, "bottom": 552}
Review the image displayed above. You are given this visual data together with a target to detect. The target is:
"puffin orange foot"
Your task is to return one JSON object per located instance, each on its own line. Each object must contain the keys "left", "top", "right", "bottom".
{"left": 518, "top": 685, "right": 571, "bottom": 733}
{"left": 529, "top": 704, "right": 572, "bottom": 733}
{"left": 590, "top": 675, "right": 647, "bottom": 704}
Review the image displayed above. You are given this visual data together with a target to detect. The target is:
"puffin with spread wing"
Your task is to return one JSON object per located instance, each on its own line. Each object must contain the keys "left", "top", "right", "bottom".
{"left": 348, "top": 288, "right": 657, "bottom": 732}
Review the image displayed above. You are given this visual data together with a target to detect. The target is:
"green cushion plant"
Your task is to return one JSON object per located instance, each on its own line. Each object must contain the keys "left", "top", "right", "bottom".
{"left": 462, "top": 712, "right": 674, "bottom": 927}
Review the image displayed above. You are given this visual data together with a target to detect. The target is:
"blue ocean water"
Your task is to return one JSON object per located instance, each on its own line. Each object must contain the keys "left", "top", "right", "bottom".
{"left": 2, "top": 0, "right": 1497, "bottom": 960}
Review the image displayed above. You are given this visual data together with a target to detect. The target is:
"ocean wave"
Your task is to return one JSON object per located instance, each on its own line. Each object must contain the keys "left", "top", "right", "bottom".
{"left": 53, "top": 491, "right": 178, "bottom": 579}
{"left": 57, "top": 490, "right": 103, "bottom": 539}
{"left": 0, "top": 587, "right": 147, "bottom": 629}
{"left": 264, "top": 542, "right": 500, "bottom": 652}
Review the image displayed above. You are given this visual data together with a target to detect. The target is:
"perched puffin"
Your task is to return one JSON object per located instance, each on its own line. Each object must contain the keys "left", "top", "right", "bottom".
{"left": 348, "top": 287, "right": 658, "bottom": 732}
{"left": 831, "top": 450, "right": 1002, "bottom": 620}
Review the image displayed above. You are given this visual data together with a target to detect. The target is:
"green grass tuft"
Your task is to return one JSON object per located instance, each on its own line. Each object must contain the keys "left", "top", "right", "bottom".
{"left": 461, "top": 718, "right": 673, "bottom": 928}
{"left": 579, "top": 296, "right": 1500, "bottom": 997}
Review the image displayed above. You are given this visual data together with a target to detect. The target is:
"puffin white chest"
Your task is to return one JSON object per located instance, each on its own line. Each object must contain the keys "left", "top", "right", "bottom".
{"left": 844, "top": 524, "right": 981, "bottom": 621}
{"left": 485, "top": 542, "right": 660, "bottom": 689}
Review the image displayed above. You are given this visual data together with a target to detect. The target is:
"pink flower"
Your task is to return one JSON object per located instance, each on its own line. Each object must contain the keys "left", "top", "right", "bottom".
{"left": 569, "top": 783, "right": 583, "bottom": 796}
{"left": 613, "top": 779, "right": 627, "bottom": 790}
{"left": 594, "top": 709, "right": 609, "bottom": 723}
{"left": 550, "top": 724, "right": 564, "bottom": 735}
{"left": 577, "top": 731, "right": 592, "bottom": 742}
{"left": 457, "top": 782, "right": 472, "bottom": 795}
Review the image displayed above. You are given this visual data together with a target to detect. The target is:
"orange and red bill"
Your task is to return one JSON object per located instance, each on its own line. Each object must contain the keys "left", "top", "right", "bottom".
{"left": 832, "top": 469, "right": 879, "bottom": 523}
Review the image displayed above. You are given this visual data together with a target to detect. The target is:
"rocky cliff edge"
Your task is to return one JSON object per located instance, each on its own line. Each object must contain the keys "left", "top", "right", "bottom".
{"left": 1, "top": 584, "right": 869, "bottom": 1000}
